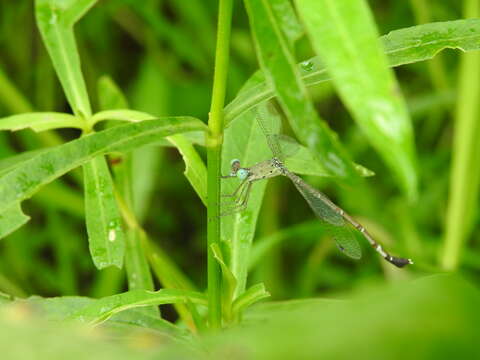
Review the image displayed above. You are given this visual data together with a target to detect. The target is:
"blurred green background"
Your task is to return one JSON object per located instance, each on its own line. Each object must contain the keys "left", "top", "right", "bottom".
{"left": 0, "top": 0, "right": 480, "bottom": 357}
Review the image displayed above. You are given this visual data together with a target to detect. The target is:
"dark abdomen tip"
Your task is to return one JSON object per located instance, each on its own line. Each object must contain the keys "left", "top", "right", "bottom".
{"left": 389, "top": 257, "right": 413, "bottom": 268}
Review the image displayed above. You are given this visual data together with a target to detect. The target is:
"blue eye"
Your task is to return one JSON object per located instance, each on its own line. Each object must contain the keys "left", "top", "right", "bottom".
{"left": 237, "top": 169, "right": 249, "bottom": 180}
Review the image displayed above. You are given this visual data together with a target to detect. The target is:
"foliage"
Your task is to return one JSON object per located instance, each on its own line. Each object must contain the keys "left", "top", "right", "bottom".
{"left": 0, "top": 0, "right": 479, "bottom": 358}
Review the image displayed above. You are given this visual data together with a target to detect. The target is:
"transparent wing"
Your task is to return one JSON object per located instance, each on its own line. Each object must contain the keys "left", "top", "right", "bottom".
{"left": 286, "top": 170, "right": 361, "bottom": 259}
{"left": 255, "top": 105, "right": 284, "bottom": 161}
{"left": 277, "top": 134, "right": 300, "bottom": 159}
{"left": 328, "top": 225, "right": 362, "bottom": 260}
{"left": 285, "top": 171, "right": 344, "bottom": 226}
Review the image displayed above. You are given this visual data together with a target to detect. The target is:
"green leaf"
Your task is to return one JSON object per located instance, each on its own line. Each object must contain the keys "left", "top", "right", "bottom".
{"left": 225, "top": 19, "right": 480, "bottom": 125}
{"left": 168, "top": 135, "right": 207, "bottom": 206}
{"left": 109, "top": 309, "right": 190, "bottom": 341}
{"left": 91, "top": 109, "right": 157, "bottom": 126}
{"left": 71, "top": 288, "right": 207, "bottom": 324}
{"left": 211, "top": 243, "right": 237, "bottom": 322}
{"left": 5, "top": 296, "right": 190, "bottom": 342}
{"left": 269, "top": 0, "right": 304, "bottom": 46}
{"left": 220, "top": 103, "right": 280, "bottom": 297}
{"left": 83, "top": 156, "right": 125, "bottom": 269}
{"left": 35, "top": 0, "right": 96, "bottom": 118}
{"left": 244, "top": 0, "right": 358, "bottom": 181}
{"left": 0, "top": 117, "right": 207, "bottom": 213}
{"left": 296, "top": 0, "right": 418, "bottom": 199}
{"left": 232, "top": 283, "right": 270, "bottom": 315}
{"left": 280, "top": 136, "right": 374, "bottom": 177}
{"left": 0, "top": 204, "right": 30, "bottom": 239}
{"left": 383, "top": 18, "right": 480, "bottom": 65}
{"left": 0, "top": 149, "right": 47, "bottom": 177}
{"left": 0, "top": 112, "right": 82, "bottom": 132}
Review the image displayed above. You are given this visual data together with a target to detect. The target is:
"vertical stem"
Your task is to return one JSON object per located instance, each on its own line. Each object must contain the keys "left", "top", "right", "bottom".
{"left": 441, "top": 0, "right": 480, "bottom": 270}
{"left": 207, "top": 0, "right": 234, "bottom": 329}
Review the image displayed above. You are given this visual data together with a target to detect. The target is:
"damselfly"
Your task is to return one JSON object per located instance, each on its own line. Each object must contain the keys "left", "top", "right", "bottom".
{"left": 221, "top": 106, "right": 412, "bottom": 268}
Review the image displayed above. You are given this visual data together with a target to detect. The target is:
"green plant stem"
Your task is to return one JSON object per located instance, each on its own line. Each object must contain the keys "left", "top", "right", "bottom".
{"left": 207, "top": 0, "right": 233, "bottom": 330}
{"left": 441, "top": 0, "right": 480, "bottom": 270}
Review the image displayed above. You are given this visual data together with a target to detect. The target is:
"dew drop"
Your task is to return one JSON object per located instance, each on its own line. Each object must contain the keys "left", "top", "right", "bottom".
{"left": 108, "top": 229, "right": 116, "bottom": 242}
{"left": 300, "top": 60, "right": 314, "bottom": 72}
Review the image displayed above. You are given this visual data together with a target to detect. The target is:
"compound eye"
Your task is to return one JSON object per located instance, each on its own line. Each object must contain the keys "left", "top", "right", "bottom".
{"left": 237, "top": 168, "right": 249, "bottom": 180}
{"left": 229, "top": 159, "right": 241, "bottom": 176}
{"left": 230, "top": 158, "right": 241, "bottom": 167}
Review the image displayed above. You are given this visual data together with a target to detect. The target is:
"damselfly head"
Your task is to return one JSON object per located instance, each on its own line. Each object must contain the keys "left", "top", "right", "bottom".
{"left": 229, "top": 159, "right": 241, "bottom": 176}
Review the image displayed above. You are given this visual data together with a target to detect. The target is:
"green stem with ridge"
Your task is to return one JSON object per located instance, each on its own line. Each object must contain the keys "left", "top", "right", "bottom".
{"left": 207, "top": 0, "right": 234, "bottom": 329}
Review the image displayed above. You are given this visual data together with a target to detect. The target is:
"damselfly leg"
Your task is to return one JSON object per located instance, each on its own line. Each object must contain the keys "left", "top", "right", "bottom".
{"left": 220, "top": 181, "right": 252, "bottom": 216}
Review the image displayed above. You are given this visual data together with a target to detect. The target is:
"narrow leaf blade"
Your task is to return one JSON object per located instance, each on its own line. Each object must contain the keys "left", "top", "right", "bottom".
{"left": 0, "top": 112, "right": 81, "bottom": 132}
{"left": 84, "top": 156, "right": 125, "bottom": 269}
{"left": 91, "top": 110, "right": 157, "bottom": 125}
{"left": 71, "top": 288, "right": 207, "bottom": 324}
{"left": 0, "top": 117, "right": 207, "bottom": 213}
{"left": 168, "top": 134, "right": 207, "bottom": 206}
{"left": 244, "top": 0, "right": 358, "bottom": 181}
{"left": 296, "top": 0, "right": 418, "bottom": 198}
{"left": 225, "top": 19, "right": 480, "bottom": 126}
{"left": 35, "top": 0, "right": 95, "bottom": 118}
{"left": 232, "top": 283, "right": 270, "bottom": 315}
